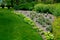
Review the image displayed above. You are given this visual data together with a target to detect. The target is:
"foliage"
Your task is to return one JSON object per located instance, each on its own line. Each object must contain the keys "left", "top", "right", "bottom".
{"left": 46, "top": 25, "right": 53, "bottom": 33}
{"left": 51, "top": 4, "right": 60, "bottom": 16}
{"left": 34, "top": 4, "right": 49, "bottom": 13}
{"left": 6, "top": 0, "right": 11, "bottom": 5}
{"left": 52, "top": 17, "right": 60, "bottom": 40}
{"left": 24, "top": 17, "right": 35, "bottom": 26}
{"left": 34, "top": 3, "right": 60, "bottom": 16}
{"left": 37, "top": 14, "right": 45, "bottom": 25}
{"left": 33, "top": 26, "right": 39, "bottom": 30}
{"left": 13, "top": 0, "right": 36, "bottom": 10}
{"left": 19, "top": 2, "right": 33, "bottom": 10}
{"left": 13, "top": 4, "right": 20, "bottom": 10}
{"left": 19, "top": 2, "right": 36, "bottom": 10}
{"left": 42, "top": 0, "right": 54, "bottom": 4}
{"left": 44, "top": 31, "right": 54, "bottom": 40}
{"left": 30, "top": 11, "right": 37, "bottom": 20}
{"left": 55, "top": 0, "right": 60, "bottom": 3}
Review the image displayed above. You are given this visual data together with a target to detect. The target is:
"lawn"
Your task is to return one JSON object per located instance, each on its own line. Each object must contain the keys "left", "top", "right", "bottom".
{"left": 0, "top": 9, "right": 43, "bottom": 40}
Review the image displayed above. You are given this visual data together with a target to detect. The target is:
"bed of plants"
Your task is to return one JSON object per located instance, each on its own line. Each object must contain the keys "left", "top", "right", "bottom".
{"left": 30, "top": 11, "right": 53, "bottom": 32}
{"left": 20, "top": 14, "right": 54, "bottom": 40}
{"left": 0, "top": 9, "right": 43, "bottom": 40}
{"left": 15, "top": 2, "right": 36, "bottom": 10}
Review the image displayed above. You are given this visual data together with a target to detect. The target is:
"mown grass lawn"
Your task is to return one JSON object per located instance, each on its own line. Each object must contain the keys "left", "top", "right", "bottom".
{"left": 0, "top": 9, "right": 43, "bottom": 40}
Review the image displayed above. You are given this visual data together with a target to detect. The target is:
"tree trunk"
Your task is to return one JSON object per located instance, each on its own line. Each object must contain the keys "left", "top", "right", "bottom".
{"left": 11, "top": 0, "right": 14, "bottom": 7}
{"left": 16, "top": 0, "right": 19, "bottom": 5}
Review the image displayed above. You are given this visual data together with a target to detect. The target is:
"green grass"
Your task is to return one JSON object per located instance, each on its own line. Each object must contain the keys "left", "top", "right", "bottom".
{"left": 0, "top": 9, "right": 43, "bottom": 40}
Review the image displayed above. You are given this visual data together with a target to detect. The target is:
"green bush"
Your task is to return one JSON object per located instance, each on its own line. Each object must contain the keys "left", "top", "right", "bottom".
{"left": 14, "top": 2, "right": 36, "bottom": 10}
{"left": 19, "top": 3, "right": 33, "bottom": 10}
{"left": 42, "top": 0, "right": 54, "bottom": 4}
{"left": 44, "top": 31, "right": 54, "bottom": 40}
{"left": 52, "top": 17, "right": 60, "bottom": 40}
{"left": 24, "top": 17, "right": 35, "bottom": 26}
{"left": 51, "top": 4, "right": 60, "bottom": 16}
{"left": 34, "top": 4, "right": 49, "bottom": 13}
{"left": 46, "top": 25, "right": 53, "bottom": 33}
{"left": 34, "top": 3, "right": 60, "bottom": 16}
{"left": 13, "top": 4, "right": 20, "bottom": 10}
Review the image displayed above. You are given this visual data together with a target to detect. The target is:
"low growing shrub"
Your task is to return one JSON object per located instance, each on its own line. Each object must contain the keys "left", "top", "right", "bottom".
{"left": 53, "top": 4, "right": 59, "bottom": 16}
{"left": 52, "top": 17, "right": 60, "bottom": 40}
{"left": 24, "top": 17, "right": 35, "bottom": 26}
{"left": 34, "top": 3, "right": 60, "bottom": 16}
{"left": 42, "top": 0, "right": 54, "bottom": 4}
{"left": 44, "top": 31, "right": 54, "bottom": 40}
{"left": 34, "top": 4, "right": 49, "bottom": 13}
{"left": 46, "top": 25, "right": 53, "bottom": 33}
{"left": 14, "top": 2, "right": 36, "bottom": 10}
{"left": 19, "top": 3, "right": 31, "bottom": 10}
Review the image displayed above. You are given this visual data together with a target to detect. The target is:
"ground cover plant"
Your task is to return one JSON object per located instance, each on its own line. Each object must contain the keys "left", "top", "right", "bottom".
{"left": 30, "top": 11, "right": 53, "bottom": 32}
{"left": 0, "top": 9, "right": 43, "bottom": 40}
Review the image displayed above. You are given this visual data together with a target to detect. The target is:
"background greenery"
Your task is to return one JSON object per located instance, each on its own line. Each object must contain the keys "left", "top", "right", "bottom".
{"left": 34, "top": 3, "right": 60, "bottom": 16}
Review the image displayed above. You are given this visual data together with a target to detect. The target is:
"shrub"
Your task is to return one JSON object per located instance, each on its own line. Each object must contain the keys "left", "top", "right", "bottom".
{"left": 30, "top": 11, "right": 36, "bottom": 20}
{"left": 42, "top": 0, "right": 54, "bottom": 4}
{"left": 24, "top": 17, "right": 35, "bottom": 26}
{"left": 14, "top": 2, "right": 36, "bottom": 10}
{"left": 18, "top": 13, "right": 26, "bottom": 18}
{"left": 19, "top": 3, "right": 33, "bottom": 10}
{"left": 38, "top": 29, "right": 43, "bottom": 32}
{"left": 48, "top": 4, "right": 60, "bottom": 16}
{"left": 53, "top": 4, "right": 60, "bottom": 16}
{"left": 40, "top": 31, "right": 44, "bottom": 35}
{"left": 46, "top": 25, "right": 53, "bottom": 33}
{"left": 37, "top": 14, "right": 45, "bottom": 24}
{"left": 13, "top": 4, "right": 20, "bottom": 10}
{"left": 45, "top": 19, "right": 51, "bottom": 25}
{"left": 18, "top": 13, "right": 35, "bottom": 26}
{"left": 52, "top": 17, "right": 60, "bottom": 40}
{"left": 44, "top": 31, "right": 54, "bottom": 40}
{"left": 1, "top": 3, "right": 5, "bottom": 8}
{"left": 33, "top": 26, "right": 39, "bottom": 30}
{"left": 34, "top": 3, "right": 60, "bottom": 16}
{"left": 34, "top": 4, "right": 49, "bottom": 13}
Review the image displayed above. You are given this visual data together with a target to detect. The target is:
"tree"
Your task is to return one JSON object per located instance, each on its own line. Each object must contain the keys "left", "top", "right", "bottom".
{"left": 15, "top": 0, "right": 20, "bottom": 5}
{"left": 11, "top": 0, "right": 14, "bottom": 7}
